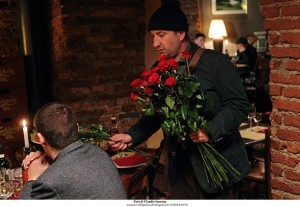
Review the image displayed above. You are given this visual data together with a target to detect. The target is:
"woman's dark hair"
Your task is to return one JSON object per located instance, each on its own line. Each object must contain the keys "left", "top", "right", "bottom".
{"left": 195, "top": 33, "right": 206, "bottom": 39}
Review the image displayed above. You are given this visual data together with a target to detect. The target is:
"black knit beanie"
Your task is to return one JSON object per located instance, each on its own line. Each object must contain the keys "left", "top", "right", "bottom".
{"left": 148, "top": 2, "right": 189, "bottom": 32}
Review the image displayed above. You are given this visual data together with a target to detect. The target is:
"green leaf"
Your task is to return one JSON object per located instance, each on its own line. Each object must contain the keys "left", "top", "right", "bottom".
{"left": 170, "top": 120, "right": 176, "bottom": 136}
{"left": 170, "top": 111, "right": 176, "bottom": 119}
{"left": 183, "top": 87, "right": 193, "bottom": 98}
{"left": 175, "top": 130, "right": 185, "bottom": 142}
{"left": 161, "top": 121, "right": 171, "bottom": 137}
{"left": 166, "top": 95, "right": 175, "bottom": 109}
{"left": 187, "top": 119, "right": 198, "bottom": 132}
{"left": 175, "top": 117, "right": 182, "bottom": 133}
{"left": 196, "top": 94, "right": 204, "bottom": 101}
{"left": 187, "top": 81, "right": 200, "bottom": 93}
{"left": 200, "top": 120, "right": 209, "bottom": 133}
{"left": 178, "top": 86, "right": 184, "bottom": 96}
{"left": 142, "top": 104, "right": 155, "bottom": 116}
{"left": 161, "top": 105, "right": 170, "bottom": 118}
{"left": 180, "top": 104, "right": 188, "bottom": 121}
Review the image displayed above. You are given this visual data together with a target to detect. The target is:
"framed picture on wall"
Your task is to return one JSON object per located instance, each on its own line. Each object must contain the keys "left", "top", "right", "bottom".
{"left": 212, "top": 0, "right": 247, "bottom": 15}
{"left": 254, "top": 31, "right": 267, "bottom": 53}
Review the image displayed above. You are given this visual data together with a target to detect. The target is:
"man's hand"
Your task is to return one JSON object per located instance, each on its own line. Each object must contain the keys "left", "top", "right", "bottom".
{"left": 189, "top": 129, "right": 209, "bottom": 143}
{"left": 109, "top": 134, "right": 133, "bottom": 150}
{"left": 27, "top": 154, "right": 50, "bottom": 181}
{"left": 22, "top": 151, "right": 44, "bottom": 170}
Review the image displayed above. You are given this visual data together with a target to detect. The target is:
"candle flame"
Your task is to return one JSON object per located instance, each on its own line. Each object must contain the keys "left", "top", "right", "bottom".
{"left": 22, "top": 119, "right": 27, "bottom": 127}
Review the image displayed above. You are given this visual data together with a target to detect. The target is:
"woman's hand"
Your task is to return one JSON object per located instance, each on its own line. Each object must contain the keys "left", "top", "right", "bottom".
{"left": 109, "top": 134, "right": 133, "bottom": 150}
{"left": 189, "top": 129, "right": 209, "bottom": 143}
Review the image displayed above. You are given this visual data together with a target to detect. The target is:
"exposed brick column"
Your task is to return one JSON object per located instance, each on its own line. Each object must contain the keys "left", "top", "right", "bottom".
{"left": 260, "top": 0, "right": 300, "bottom": 199}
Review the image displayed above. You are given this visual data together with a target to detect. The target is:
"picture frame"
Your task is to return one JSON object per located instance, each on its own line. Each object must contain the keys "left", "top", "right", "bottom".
{"left": 212, "top": 0, "right": 247, "bottom": 15}
{"left": 254, "top": 31, "right": 267, "bottom": 53}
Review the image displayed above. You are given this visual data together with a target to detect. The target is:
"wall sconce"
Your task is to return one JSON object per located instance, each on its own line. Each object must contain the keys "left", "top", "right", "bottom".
{"left": 208, "top": 19, "right": 227, "bottom": 53}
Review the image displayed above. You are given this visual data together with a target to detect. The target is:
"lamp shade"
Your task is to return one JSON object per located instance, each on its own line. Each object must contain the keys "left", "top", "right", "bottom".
{"left": 208, "top": 19, "right": 227, "bottom": 39}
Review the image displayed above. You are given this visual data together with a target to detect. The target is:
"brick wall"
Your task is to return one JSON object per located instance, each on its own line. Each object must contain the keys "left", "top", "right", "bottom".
{"left": 181, "top": 0, "right": 200, "bottom": 39}
{"left": 260, "top": 0, "right": 300, "bottom": 199}
{"left": 2, "top": 0, "right": 300, "bottom": 198}
{"left": 50, "top": 0, "right": 145, "bottom": 130}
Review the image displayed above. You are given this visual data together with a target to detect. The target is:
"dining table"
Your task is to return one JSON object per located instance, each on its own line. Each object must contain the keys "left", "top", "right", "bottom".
{"left": 112, "top": 148, "right": 156, "bottom": 199}
{"left": 239, "top": 122, "right": 270, "bottom": 163}
{"left": 239, "top": 122, "right": 269, "bottom": 146}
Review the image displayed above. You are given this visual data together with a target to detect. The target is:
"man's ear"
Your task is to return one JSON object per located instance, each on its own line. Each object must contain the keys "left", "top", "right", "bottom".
{"left": 178, "top": 31, "right": 186, "bottom": 41}
{"left": 37, "top": 133, "right": 47, "bottom": 146}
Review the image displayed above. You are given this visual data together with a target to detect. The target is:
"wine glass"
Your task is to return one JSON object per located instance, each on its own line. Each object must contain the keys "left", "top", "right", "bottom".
{"left": 231, "top": 56, "right": 239, "bottom": 66}
{"left": 0, "top": 169, "right": 14, "bottom": 199}
{"left": 10, "top": 168, "right": 23, "bottom": 199}
{"left": 254, "top": 112, "right": 263, "bottom": 131}
{"left": 247, "top": 103, "right": 256, "bottom": 132}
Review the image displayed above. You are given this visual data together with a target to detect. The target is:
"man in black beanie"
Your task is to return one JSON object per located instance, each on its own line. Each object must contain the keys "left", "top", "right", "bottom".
{"left": 110, "top": 2, "right": 250, "bottom": 199}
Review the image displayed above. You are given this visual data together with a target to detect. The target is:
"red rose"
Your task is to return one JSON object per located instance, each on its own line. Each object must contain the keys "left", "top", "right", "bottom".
{"left": 158, "top": 54, "right": 168, "bottom": 62}
{"left": 165, "top": 76, "right": 176, "bottom": 88}
{"left": 130, "top": 92, "right": 139, "bottom": 101}
{"left": 141, "top": 70, "right": 152, "bottom": 79}
{"left": 144, "top": 87, "right": 154, "bottom": 95}
{"left": 152, "top": 67, "right": 160, "bottom": 73}
{"left": 168, "top": 58, "right": 178, "bottom": 70}
{"left": 148, "top": 72, "right": 161, "bottom": 85}
{"left": 181, "top": 51, "right": 192, "bottom": 60}
{"left": 141, "top": 80, "right": 148, "bottom": 87}
{"left": 130, "top": 78, "right": 143, "bottom": 88}
{"left": 157, "top": 61, "right": 170, "bottom": 72}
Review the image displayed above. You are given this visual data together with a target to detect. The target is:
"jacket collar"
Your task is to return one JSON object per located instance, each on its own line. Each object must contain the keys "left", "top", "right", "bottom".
{"left": 53, "top": 140, "right": 84, "bottom": 162}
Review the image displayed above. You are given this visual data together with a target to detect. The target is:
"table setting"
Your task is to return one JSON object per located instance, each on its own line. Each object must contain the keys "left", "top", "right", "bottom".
{"left": 111, "top": 151, "right": 147, "bottom": 169}
{"left": 240, "top": 103, "right": 270, "bottom": 145}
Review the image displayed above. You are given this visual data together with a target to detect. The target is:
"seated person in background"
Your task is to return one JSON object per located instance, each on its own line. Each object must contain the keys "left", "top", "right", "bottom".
{"left": 194, "top": 32, "right": 206, "bottom": 48}
{"left": 255, "top": 50, "right": 272, "bottom": 123}
{"left": 246, "top": 34, "right": 258, "bottom": 49}
{"left": 20, "top": 102, "right": 127, "bottom": 199}
{"left": 236, "top": 36, "right": 258, "bottom": 71}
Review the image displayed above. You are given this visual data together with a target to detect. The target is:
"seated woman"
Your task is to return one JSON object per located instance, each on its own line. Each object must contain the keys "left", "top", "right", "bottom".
{"left": 236, "top": 36, "right": 258, "bottom": 71}
{"left": 236, "top": 37, "right": 258, "bottom": 85}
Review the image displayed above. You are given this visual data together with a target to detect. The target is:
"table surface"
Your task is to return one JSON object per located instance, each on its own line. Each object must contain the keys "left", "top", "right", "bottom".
{"left": 239, "top": 122, "right": 270, "bottom": 146}
{"left": 236, "top": 63, "right": 249, "bottom": 68}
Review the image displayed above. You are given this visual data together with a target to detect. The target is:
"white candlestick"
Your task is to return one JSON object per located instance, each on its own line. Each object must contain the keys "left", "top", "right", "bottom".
{"left": 22, "top": 120, "right": 30, "bottom": 149}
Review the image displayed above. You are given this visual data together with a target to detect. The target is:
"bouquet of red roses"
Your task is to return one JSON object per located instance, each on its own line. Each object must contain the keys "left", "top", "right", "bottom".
{"left": 130, "top": 52, "right": 240, "bottom": 189}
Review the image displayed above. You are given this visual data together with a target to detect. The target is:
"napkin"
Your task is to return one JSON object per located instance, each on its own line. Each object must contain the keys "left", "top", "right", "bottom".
{"left": 257, "top": 127, "right": 269, "bottom": 134}
{"left": 112, "top": 152, "right": 146, "bottom": 168}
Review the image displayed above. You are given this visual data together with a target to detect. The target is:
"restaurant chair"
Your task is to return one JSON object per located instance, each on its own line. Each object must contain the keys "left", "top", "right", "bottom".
{"left": 121, "top": 148, "right": 156, "bottom": 199}
{"left": 122, "top": 167, "right": 149, "bottom": 199}
{"left": 239, "top": 129, "right": 271, "bottom": 199}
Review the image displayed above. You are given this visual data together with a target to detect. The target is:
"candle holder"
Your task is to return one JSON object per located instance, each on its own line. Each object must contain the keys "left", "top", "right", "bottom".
{"left": 24, "top": 147, "right": 30, "bottom": 155}
{"left": 22, "top": 147, "right": 31, "bottom": 183}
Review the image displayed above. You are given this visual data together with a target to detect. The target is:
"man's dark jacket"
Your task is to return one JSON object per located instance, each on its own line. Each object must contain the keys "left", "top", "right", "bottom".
{"left": 128, "top": 42, "right": 250, "bottom": 193}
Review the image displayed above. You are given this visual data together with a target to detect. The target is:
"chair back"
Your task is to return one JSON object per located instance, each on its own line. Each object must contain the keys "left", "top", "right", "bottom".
{"left": 239, "top": 128, "right": 271, "bottom": 199}
{"left": 264, "top": 129, "right": 271, "bottom": 199}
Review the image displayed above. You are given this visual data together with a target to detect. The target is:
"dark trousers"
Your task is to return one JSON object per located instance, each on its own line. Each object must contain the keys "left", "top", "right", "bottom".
{"left": 169, "top": 153, "right": 239, "bottom": 199}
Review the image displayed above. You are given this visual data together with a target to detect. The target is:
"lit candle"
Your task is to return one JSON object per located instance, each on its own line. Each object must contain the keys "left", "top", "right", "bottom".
{"left": 22, "top": 120, "right": 30, "bottom": 149}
